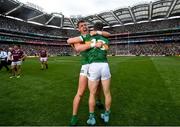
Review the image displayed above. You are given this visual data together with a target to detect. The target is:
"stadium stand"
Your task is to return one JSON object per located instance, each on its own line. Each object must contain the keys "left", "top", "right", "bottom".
{"left": 105, "top": 18, "right": 180, "bottom": 33}
{"left": 0, "top": 0, "right": 180, "bottom": 56}
{"left": 109, "top": 42, "right": 180, "bottom": 56}
{"left": 0, "top": 43, "right": 73, "bottom": 56}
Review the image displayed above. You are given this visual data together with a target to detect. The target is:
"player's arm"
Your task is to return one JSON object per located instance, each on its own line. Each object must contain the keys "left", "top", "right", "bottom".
{"left": 75, "top": 41, "right": 106, "bottom": 52}
{"left": 95, "top": 41, "right": 109, "bottom": 50}
{"left": 90, "top": 31, "right": 111, "bottom": 38}
{"left": 101, "top": 43, "right": 109, "bottom": 50}
{"left": 95, "top": 38, "right": 109, "bottom": 50}
{"left": 102, "top": 31, "right": 111, "bottom": 37}
{"left": 47, "top": 51, "right": 49, "bottom": 57}
{"left": 74, "top": 41, "right": 95, "bottom": 52}
{"left": 20, "top": 52, "right": 26, "bottom": 61}
{"left": 67, "top": 36, "right": 83, "bottom": 44}
{"left": 73, "top": 43, "right": 90, "bottom": 52}
{"left": 9, "top": 51, "right": 13, "bottom": 59}
{"left": 68, "top": 36, "right": 92, "bottom": 52}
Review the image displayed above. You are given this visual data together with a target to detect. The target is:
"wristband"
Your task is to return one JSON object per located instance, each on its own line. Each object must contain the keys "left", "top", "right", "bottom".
{"left": 90, "top": 42, "right": 96, "bottom": 48}
{"left": 97, "top": 31, "right": 102, "bottom": 35}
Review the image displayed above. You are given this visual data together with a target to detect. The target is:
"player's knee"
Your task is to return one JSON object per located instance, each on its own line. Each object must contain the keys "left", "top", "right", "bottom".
{"left": 90, "top": 91, "right": 96, "bottom": 97}
{"left": 76, "top": 92, "right": 84, "bottom": 98}
{"left": 105, "top": 91, "right": 111, "bottom": 97}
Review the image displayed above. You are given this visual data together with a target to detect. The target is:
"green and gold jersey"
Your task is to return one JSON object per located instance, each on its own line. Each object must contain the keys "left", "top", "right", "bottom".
{"left": 88, "top": 35, "right": 109, "bottom": 64}
{"left": 79, "top": 33, "right": 92, "bottom": 65}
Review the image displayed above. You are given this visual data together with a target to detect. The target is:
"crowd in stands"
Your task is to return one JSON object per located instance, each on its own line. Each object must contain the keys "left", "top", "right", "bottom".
{"left": 0, "top": 16, "right": 79, "bottom": 37}
{"left": 0, "top": 16, "right": 180, "bottom": 56}
{"left": 106, "top": 18, "right": 180, "bottom": 34}
{"left": 0, "top": 34, "right": 67, "bottom": 46}
{"left": 110, "top": 35, "right": 180, "bottom": 44}
{"left": 1, "top": 15, "right": 179, "bottom": 37}
{"left": 109, "top": 42, "right": 180, "bottom": 56}
{"left": 0, "top": 43, "right": 74, "bottom": 56}
{"left": 1, "top": 42, "right": 179, "bottom": 57}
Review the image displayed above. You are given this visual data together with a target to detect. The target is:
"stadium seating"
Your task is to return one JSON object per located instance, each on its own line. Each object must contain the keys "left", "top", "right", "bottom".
{"left": 0, "top": 0, "right": 180, "bottom": 56}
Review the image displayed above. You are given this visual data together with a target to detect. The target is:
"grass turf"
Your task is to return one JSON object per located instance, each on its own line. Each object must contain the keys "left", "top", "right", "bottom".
{"left": 0, "top": 56, "right": 179, "bottom": 126}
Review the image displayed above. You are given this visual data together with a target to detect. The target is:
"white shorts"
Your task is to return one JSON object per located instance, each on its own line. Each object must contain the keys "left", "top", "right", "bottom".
{"left": 40, "top": 57, "right": 48, "bottom": 62}
{"left": 11, "top": 61, "right": 22, "bottom": 66}
{"left": 88, "top": 62, "right": 111, "bottom": 81}
{"left": 80, "top": 64, "right": 89, "bottom": 77}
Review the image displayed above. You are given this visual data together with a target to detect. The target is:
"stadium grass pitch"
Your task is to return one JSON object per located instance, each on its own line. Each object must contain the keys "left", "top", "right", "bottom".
{"left": 0, "top": 56, "right": 180, "bottom": 126}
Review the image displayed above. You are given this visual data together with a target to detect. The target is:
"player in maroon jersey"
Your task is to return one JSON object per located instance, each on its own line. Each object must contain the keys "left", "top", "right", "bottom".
{"left": 39, "top": 47, "right": 48, "bottom": 70}
{"left": 10, "top": 45, "right": 25, "bottom": 78}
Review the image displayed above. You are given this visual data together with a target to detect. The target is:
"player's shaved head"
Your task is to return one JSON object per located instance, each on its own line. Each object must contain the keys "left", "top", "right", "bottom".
{"left": 93, "top": 22, "right": 104, "bottom": 31}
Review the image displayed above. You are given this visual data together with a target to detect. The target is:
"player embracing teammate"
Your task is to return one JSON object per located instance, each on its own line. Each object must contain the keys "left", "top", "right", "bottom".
{"left": 86, "top": 22, "right": 111, "bottom": 125}
{"left": 67, "top": 21, "right": 112, "bottom": 126}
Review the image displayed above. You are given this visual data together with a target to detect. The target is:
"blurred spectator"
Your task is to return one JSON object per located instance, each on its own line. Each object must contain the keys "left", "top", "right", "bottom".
{"left": 0, "top": 48, "right": 9, "bottom": 71}
{"left": 109, "top": 42, "right": 180, "bottom": 56}
{"left": 0, "top": 43, "right": 74, "bottom": 56}
{"left": 105, "top": 18, "right": 180, "bottom": 34}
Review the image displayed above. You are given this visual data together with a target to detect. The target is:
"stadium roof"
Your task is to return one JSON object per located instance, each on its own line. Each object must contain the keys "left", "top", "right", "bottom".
{"left": 0, "top": 0, "right": 180, "bottom": 29}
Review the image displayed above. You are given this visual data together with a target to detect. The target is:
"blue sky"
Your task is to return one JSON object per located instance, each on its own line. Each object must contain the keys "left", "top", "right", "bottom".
{"left": 19, "top": 0, "right": 153, "bottom": 17}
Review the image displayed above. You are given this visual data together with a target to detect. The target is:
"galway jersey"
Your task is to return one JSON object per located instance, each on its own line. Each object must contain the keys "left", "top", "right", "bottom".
{"left": 11, "top": 49, "right": 24, "bottom": 62}
{"left": 39, "top": 49, "right": 47, "bottom": 57}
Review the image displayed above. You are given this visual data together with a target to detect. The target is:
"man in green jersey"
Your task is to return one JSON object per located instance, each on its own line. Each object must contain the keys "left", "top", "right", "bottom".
{"left": 67, "top": 20, "right": 110, "bottom": 126}
{"left": 85, "top": 22, "right": 111, "bottom": 125}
